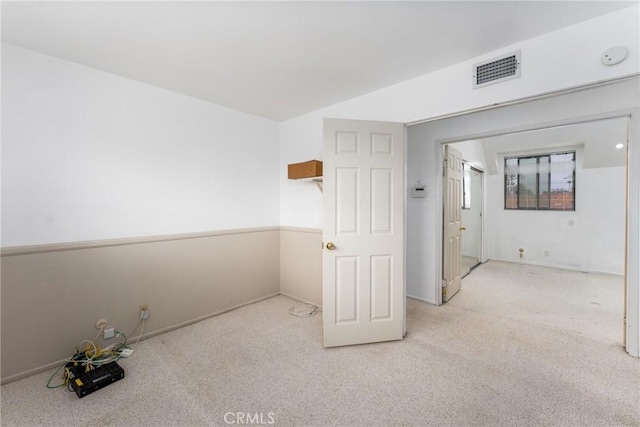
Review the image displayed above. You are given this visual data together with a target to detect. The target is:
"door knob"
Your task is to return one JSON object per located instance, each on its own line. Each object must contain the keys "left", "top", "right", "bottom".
{"left": 460, "top": 227, "right": 467, "bottom": 231}
{"left": 326, "top": 242, "right": 336, "bottom": 250}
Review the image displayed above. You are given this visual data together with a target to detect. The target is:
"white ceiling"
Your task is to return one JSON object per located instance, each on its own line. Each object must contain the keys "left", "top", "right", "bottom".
{"left": 454, "top": 117, "right": 629, "bottom": 174}
{"left": 1, "top": 1, "right": 636, "bottom": 121}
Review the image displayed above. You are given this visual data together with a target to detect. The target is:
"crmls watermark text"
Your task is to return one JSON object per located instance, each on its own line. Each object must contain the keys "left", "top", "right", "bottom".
{"left": 223, "top": 412, "right": 275, "bottom": 425}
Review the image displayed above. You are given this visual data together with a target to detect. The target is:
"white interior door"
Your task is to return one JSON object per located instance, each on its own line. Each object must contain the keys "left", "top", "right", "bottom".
{"left": 443, "top": 145, "right": 463, "bottom": 302}
{"left": 323, "top": 118, "right": 404, "bottom": 347}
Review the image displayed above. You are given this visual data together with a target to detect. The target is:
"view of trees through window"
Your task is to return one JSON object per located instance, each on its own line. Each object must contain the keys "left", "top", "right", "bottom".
{"left": 505, "top": 152, "right": 575, "bottom": 210}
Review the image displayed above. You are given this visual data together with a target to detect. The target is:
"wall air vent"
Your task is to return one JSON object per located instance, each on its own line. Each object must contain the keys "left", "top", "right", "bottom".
{"left": 473, "top": 50, "right": 521, "bottom": 89}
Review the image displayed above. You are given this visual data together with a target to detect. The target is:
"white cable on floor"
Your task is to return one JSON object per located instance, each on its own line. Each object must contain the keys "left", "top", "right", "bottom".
{"left": 289, "top": 302, "right": 319, "bottom": 317}
{"left": 134, "top": 318, "right": 145, "bottom": 346}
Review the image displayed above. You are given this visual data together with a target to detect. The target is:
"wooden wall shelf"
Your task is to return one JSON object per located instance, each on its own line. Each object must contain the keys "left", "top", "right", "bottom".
{"left": 288, "top": 160, "right": 322, "bottom": 180}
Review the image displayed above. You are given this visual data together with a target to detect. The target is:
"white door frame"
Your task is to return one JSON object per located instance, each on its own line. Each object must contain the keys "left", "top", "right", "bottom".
{"left": 427, "top": 109, "right": 639, "bottom": 356}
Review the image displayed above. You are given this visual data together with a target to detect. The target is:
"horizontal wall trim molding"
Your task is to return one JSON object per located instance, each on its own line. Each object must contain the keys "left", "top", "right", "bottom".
{"left": 280, "top": 226, "right": 322, "bottom": 234}
{"left": 0, "top": 292, "right": 281, "bottom": 385}
{"left": 1, "top": 226, "right": 281, "bottom": 257}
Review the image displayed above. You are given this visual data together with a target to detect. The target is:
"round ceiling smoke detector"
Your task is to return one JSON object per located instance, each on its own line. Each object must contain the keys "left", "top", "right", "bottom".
{"left": 601, "top": 46, "right": 628, "bottom": 66}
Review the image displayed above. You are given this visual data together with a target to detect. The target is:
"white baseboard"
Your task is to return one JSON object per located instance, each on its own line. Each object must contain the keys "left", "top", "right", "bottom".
{"left": 488, "top": 257, "right": 624, "bottom": 276}
{"left": 407, "top": 294, "right": 437, "bottom": 305}
{"left": 280, "top": 292, "right": 323, "bottom": 309}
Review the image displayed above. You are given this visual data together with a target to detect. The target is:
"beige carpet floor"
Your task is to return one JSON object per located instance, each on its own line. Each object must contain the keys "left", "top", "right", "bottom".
{"left": 2, "top": 261, "right": 638, "bottom": 426}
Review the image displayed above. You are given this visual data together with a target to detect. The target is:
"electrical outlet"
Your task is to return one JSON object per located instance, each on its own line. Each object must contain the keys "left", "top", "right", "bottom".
{"left": 139, "top": 304, "right": 149, "bottom": 320}
{"left": 103, "top": 328, "right": 115, "bottom": 339}
{"left": 95, "top": 319, "right": 108, "bottom": 330}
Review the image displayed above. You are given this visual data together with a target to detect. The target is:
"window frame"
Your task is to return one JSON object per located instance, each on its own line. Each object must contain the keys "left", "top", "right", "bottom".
{"left": 503, "top": 151, "right": 576, "bottom": 211}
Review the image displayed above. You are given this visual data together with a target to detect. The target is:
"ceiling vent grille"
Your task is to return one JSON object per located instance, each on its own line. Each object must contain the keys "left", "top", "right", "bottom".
{"left": 473, "top": 50, "right": 521, "bottom": 89}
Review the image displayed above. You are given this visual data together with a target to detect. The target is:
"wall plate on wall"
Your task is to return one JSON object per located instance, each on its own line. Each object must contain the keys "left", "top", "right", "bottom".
{"left": 410, "top": 181, "right": 426, "bottom": 198}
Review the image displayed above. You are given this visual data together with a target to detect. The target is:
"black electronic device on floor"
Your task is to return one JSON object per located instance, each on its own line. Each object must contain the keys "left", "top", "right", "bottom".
{"left": 65, "top": 360, "right": 125, "bottom": 398}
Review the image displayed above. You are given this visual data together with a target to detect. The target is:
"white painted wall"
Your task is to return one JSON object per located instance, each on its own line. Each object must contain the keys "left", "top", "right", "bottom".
{"left": 1, "top": 44, "right": 280, "bottom": 247}
{"left": 280, "top": 114, "right": 324, "bottom": 228}
{"left": 279, "top": 6, "right": 639, "bottom": 230}
{"left": 487, "top": 149, "right": 626, "bottom": 275}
